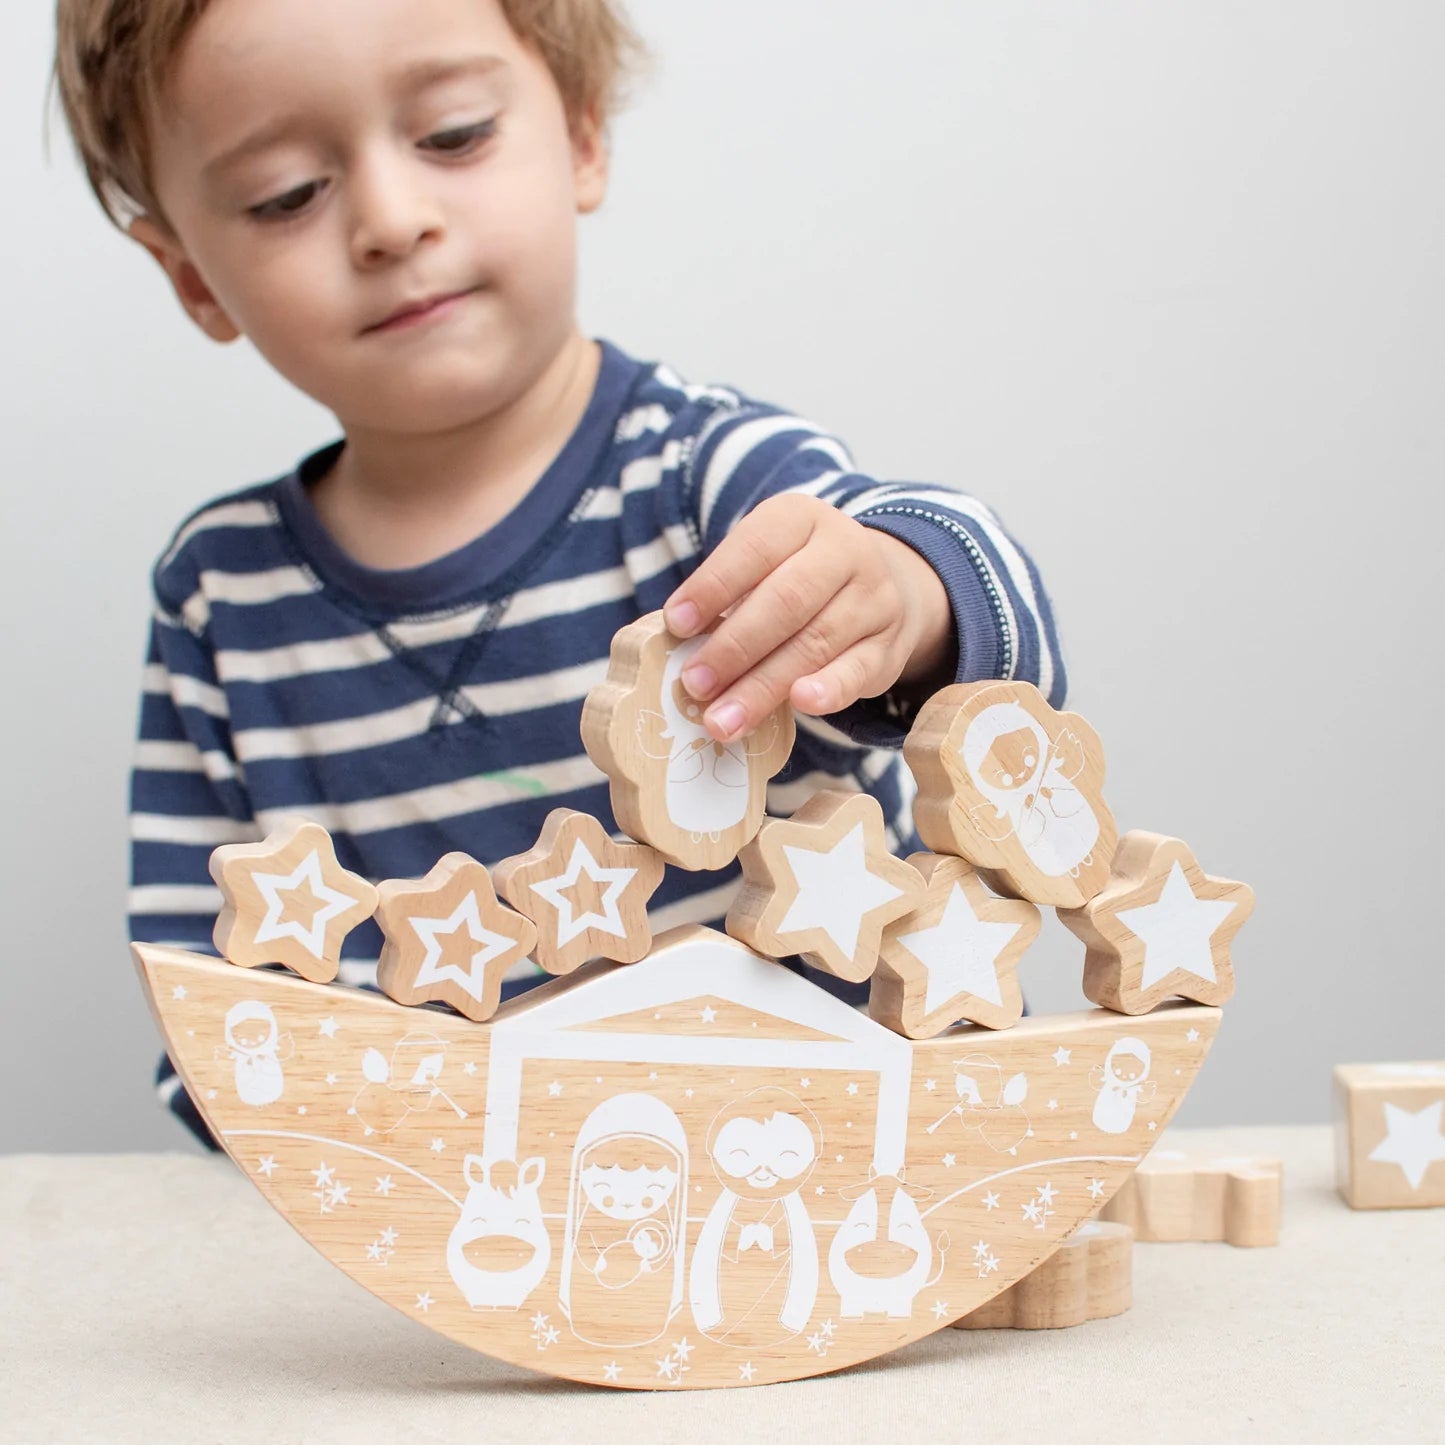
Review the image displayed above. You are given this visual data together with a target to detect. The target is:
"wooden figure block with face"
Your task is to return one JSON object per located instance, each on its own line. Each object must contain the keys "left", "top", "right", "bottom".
{"left": 1058, "top": 832, "right": 1255, "bottom": 1015}
{"left": 581, "top": 611, "right": 795, "bottom": 871}
{"left": 1333, "top": 1063, "right": 1445, "bottom": 1209}
{"left": 870, "top": 854, "right": 1038, "bottom": 1037}
{"left": 904, "top": 681, "right": 1118, "bottom": 908}
{"left": 210, "top": 817, "right": 378, "bottom": 982}
{"left": 375, "top": 853, "right": 538, "bottom": 1022}
{"left": 726, "top": 791, "right": 926, "bottom": 983}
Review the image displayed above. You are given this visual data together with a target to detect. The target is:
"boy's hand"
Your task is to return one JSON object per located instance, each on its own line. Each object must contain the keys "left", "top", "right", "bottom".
{"left": 663, "top": 494, "right": 955, "bottom": 743}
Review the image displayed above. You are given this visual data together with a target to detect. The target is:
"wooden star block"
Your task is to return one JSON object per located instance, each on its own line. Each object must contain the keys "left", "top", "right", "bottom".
{"left": 375, "top": 853, "right": 538, "bottom": 1021}
{"left": 581, "top": 610, "right": 795, "bottom": 871}
{"left": 1058, "top": 831, "right": 1255, "bottom": 1015}
{"left": 1101, "top": 1148, "right": 1282, "bottom": 1244}
{"left": 904, "top": 681, "right": 1118, "bottom": 908}
{"left": 953, "top": 1220, "right": 1133, "bottom": 1329}
{"left": 870, "top": 854, "right": 1038, "bottom": 1037}
{"left": 1333, "top": 1063, "right": 1445, "bottom": 1210}
{"left": 725, "top": 790, "right": 925, "bottom": 983}
{"left": 210, "top": 817, "right": 377, "bottom": 982}
{"left": 493, "top": 809, "right": 665, "bottom": 975}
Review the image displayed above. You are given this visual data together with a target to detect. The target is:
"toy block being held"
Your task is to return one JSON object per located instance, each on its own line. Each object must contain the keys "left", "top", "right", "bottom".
{"left": 726, "top": 790, "right": 925, "bottom": 983}
{"left": 869, "top": 854, "right": 1037, "bottom": 1037}
{"left": 493, "top": 809, "right": 665, "bottom": 974}
{"left": 904, "top": 681, "right": 1117, "bottom": 908}
{"left": 1334, "top": 1063, "right": 1445, "bottom": 1209}
{"left": 375, "top": 853, "right": 537, "bottom": 1022}
{"left": 953, "top": 1220, "right": 1133, "bottom": 1330}
{"left": 1100, "top": 1148, "right": 1281, "bottom": 1245}
{"left": 210, "top": 817, "right": 378, "bottom": 982}
{"left": 1058, "top": 832, "right": 1255, "bottom": 1015}
{"left": 581, "top": 610, "right": 795, "bottom": 871}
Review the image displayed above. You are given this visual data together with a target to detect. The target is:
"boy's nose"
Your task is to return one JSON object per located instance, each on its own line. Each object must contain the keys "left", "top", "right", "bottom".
{"left": 348, "top": 152, "right": 445, "bottom": 266}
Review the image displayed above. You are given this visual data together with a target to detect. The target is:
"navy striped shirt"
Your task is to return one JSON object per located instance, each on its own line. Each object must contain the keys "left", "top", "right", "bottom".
{"left": 132, "top": 339, "right": 1066, "bottom": 1145}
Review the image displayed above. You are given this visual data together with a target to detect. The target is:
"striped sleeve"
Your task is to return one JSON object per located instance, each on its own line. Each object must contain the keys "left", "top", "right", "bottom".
{"left": 129, "top": 601, "right": 255, "bottom": 1151}
{"left": 680, "top": 405, "right": 1068, "bottom": 746}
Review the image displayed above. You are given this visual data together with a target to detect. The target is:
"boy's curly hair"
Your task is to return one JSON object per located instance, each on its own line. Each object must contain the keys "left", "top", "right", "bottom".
{"left": 52, "top": 0, "right": 645, "bottom": 232}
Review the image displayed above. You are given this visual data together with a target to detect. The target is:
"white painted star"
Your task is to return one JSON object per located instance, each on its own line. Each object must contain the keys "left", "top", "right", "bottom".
{"left": 815, "top": 1185, "right": 825, "bottom": 1195}
{"left": 172, "top": 985, "right": 188, "bottom": 1000}
{"left": 739, "top": 1362, "right": 756, "bottom": 1382}
{"left": 982, "top": 1191, "right": 1000, "bottom": 1211}
{"left": 409, "top": 891, "right": 517, "bottom": 1001}
{"left": 603, "top": 1362, "right": 622, "bottom": 1382}
{"left": 700, "top": 1005, "right": 717, "bottom": 1023}
{"left": 1047, "top": 1099, "right": 1058, "bottom": 1111}
{"left": 1022, "top": 1201, "right": 1042, "bottom": 1224}
{"left": 931, "top": 1300, "right": 949, "bottom": 1319}
{"left": 325, "top": 1073, "right": 338, "bottom": 1086}
{"left": 327, "top": 1182, "right": 351, "bottom": 1207}
{"left": 820, "top": 1320, "right": 835, "bottom": 1338}
{"left": 380, "top": 1227, "right": 398, "bottom": 1246}
{"left": 897, "top": 881, "right": 1020, "bottom": 1012}
{"left": 530, "top": 1312, "right": 548, "bottom": 1331}
{"left": 1147, "top": 1121, "right": 1158, "bottom": 1131}
{"left": 649, "top": 1071, "right": 659, "bottom": 1082}
{"left": 206, "top": 1089, "right": 218, "bottom": 1101}
{"left": 778, "top": 822, "right": 906, "bottom": 959}
{"left": 1088, "top": 1178, "right": 1105, "bottom": 1200}
{"left": 366, "top": 1242, "right": 383, "bottom": 1260}
{"left": 548, "top": 1080, "right": 563, "bottom": 1097}
{"left": 297, "top": 1105, "right": 308, "bottom": 1116}
{"left": 530, "top": 838, "right": 636, "bottom": 945}
{"left": 318, "top": 1016, "right": 339, "bottom": 1038}
{"left": 256, "top": 1156, "right": 276, "bottom": 1178}
{"left": 463, "top": 1061, "right": 478, "bottom": 1076}
{"left": 416, "top": 1292, "right": 433, "bottom": 1312}
{"left": 1116, "top": 862, "right": 1240, "bottom": 989}
{"left": 253, "top": 849, "right": 357, "bottom": 960}
{"left": 656, "top": 1357, "right": 678, "bottom": 1380}
{"left": 375, "top": 1175, "right": 395, "bottom": 1196}
{"left": 1052, "top": 1046, "right": 1071, "bottom": 1066}
{"left": 846, "top": 1082, "right": 859, "bottom": 1097}
{"left": 684, "top": 1088, "right": 694, "bottom": 1099}
{"left": 1369, "top": 1101, "right": 1445, "bottom": 1189}
{"left": 1037, "top": 1183, "right": 1057, "bottom": 1205}
{"left": 430, "top": 1137, "right": 445, "bottom": 1153}
{"left": 973, "top": 1239, "right": 991, "bottom": 1259}
{"left": 543, "top": 1326, "right": 561, "bottom": 1346}
{"left": 799, "top": 1077, "right": 812, "bottom": 1089}
{"left": 924, "top": 1078, "right": 937, "bottom": 1091}
{"left": 673, "top": 1337, "right": 694, "bottom": 1361}
{"left": 942, "top": 1153, "right": 957, "bottom": 1168}
{"left": 312, "top": 1163, "right": 335, "bottom": 1187}
{"left": 1187, "top": 1028, "right": 1201, "bottom": 1043}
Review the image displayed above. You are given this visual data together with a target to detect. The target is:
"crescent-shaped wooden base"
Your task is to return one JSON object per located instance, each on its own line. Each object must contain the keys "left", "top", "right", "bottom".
{"left": 135, "top": 928, "right": 1220, "bottom": 1390}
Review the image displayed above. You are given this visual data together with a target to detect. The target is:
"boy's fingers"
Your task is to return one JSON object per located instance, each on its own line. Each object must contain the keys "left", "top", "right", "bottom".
{"left": 663, "top": 500, "right": 817, "bottom": 638}
{"left": 677, "top": 550, "right": 852, "bottom": 702}
{"left": 790, "top": 636, "right": 898, "bottom": 716}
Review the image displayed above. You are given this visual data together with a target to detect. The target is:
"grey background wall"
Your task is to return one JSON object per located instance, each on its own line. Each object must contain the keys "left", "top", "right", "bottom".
{"left": 3, "top": 2, "right": 1440, "bottom": 1152}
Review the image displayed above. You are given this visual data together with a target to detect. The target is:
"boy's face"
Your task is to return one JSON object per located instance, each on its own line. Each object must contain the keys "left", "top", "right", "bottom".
{"left": 134, "top": 0, "right": 608, "bottom": 435}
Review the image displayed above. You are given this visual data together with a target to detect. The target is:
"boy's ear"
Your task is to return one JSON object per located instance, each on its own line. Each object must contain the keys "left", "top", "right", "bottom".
{"left": 571, "top": 105, "right": 610, "bottom": 215}
{"left": 127, "top": 217, "right": 243, "bottom": 343}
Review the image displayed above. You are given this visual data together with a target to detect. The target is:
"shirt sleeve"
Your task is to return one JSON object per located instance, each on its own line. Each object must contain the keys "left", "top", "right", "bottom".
{"left": 680, "top": 405, "right": 1068, "bottom": 748}
{"left": 129, "top": 600, "right": 255, "bottom": 1151}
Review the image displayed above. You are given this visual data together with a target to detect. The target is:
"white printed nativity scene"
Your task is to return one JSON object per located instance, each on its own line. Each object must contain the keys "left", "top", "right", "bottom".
{"left": 134, "top": 620, "right": 1256, "bottom": 1391}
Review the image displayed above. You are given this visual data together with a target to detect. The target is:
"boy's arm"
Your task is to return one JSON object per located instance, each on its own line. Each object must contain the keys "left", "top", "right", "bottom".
{"left": 130, "top": 603, "right": 254, "bottom": 1150}
{"left": 664, "top": 408, "right": 1066, "bottom": 748}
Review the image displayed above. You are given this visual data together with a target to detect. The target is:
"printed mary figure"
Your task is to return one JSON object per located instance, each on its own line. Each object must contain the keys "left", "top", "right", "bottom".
{"left": 219, "top": 999, "right": 291, "bottom": 1107}
{"left": 560, "top": 1093, "right": 689, "bottom": 1348}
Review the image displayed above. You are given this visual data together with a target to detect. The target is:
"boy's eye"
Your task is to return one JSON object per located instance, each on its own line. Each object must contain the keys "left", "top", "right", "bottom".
{"left": 248, "top": 180, "right": 326, "bottom": 222}
{"left": 421, "top": 119, "right": 498, "bottom": 155}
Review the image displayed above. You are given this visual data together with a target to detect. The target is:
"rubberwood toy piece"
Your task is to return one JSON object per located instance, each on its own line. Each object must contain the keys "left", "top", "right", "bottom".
{"left": 870, "top": 854, "right": 1037, "bottom": 1036}
{"left": 953, "top": 1220, "right": 1132, "bottom": 1329}
{"left": 1100, "top": 1147, "right": 1281, "bottom": 1245}
{"left": 493, "top": 809, "right": 665, "bottom": 975}
{"left": 135, "top": 924, "right": 1222, "bottom": 1390}
{"left": 1058, "top": 832, "right": 1255, "bottom": 1015}
{"left": 726, "top": 790, "right": 925, "bottom": 983}
{"left": 210, "top": 817, "right": 377, "bottom": 982}
{"left": 904, "top": 681, "right": 1117, "bottom": 908}
{"left": 580, "top": 610, "right": 795, "bottom": 871}
{"left": 375, "top": 853, "right": 538, "bottom": 1022}
{"left": 1333, "top": 1062, "right": 1445, "bottom": 1210}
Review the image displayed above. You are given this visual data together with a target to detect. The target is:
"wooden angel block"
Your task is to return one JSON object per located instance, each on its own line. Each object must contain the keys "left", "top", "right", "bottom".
{"left": 1058, "top": 832, "right": 1255, "bottom": 1015}
{"left": 581, "top": 610, "right": 795, "bottom": 871}
{"left": 1100, "top": 1147, "right": 1282, "bottom": 1245}
{"left": 493, "top": 809, "right": 665, "bottom": 975}
{"left": 375, "top": 853, "right": 538, "bottom": 1022}
{"left": 726, "top": 790, "right": 925, "bottom": 983}
{"left": 870, "top": 854, "right": 1038, "bottom": 1037}
{"left": 1333, "top": 1062, "right": 1445, "bottom": 1209}
{"left": 903, "top": 681, "right": 1118, "bottom": 908}
{"left": 953, "top": 1220, "right": 1132, "bottom": 1330}
{"left": 210, "top": 817, "right": 377, "bottom": 982}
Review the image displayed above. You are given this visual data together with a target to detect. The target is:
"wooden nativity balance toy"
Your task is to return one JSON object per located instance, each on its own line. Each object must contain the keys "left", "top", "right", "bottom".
{"left": 137, "top": 616, "right": 1256, "bottom": 1390}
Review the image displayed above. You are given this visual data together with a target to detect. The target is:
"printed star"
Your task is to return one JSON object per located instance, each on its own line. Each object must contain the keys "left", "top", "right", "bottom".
{"left": 206, "top": 1089, "right": 218, "bottom": 1101}
{"left": 800, "top": 1077, "right": 812, "bottom": 1089}
{"left": 806, "top": 1332, "right": 824, "bottom": 1354}
{"left": 700, "top": 1006, "right": 717, "bottom": 1023}
{"left": 649, "top": 1071, "right": 659, "bottom": 1082}
{"left": 942, "top": 1153, "right": 957, "bottom": 1168}
{"left": 739, "top": 1363, "right": 756, "bottom": 1382}
{"left": 846, "top": 1082, "right": 859, "bottom": 1096}
{"left": 982, "top": 1192, "right": 1000, "bottom": 1211}
{"left": 656, "top": 1357, "right": 679, "bottom": 1381}
{"left": 366, "top": 1242, "right": 383, "bottom": 1260}
{"left": 896, "top": 881, "right": 1023, "bottom": 1013}
{"left": 1117, "top": 862, "right": 1239, "bottom": 987}
{"left": 253, "top": 849, "right": 364, "bottom": 963}
{"left": 256, "top": 1156, "right": 276, "bottom": 1178}
{"left": 1088, "top": 1178, "right": 1105, "bottom": 1199}
{"left": 1047, "top": 1099, "right": 1058, "bottom": 1110}
{"left": 548, "top": 1080, "right": 564, "bottom": 1097}
{"left": 463, "top": 1061, "right": 477, "bottom": 1075}
{"left": 1147, "top": 1121, "right": 1158, "bottom": 1131}
{"left": 815, "top": 1185, "right": 825, "bottom": 1196}
{"left": 326, "top": 1182, "right": 350, "bottom": 1207}
{"left": 684, "top": 1088, "right": 695, "bottom": 1099}
{"left": 673, "top": 1337, "right": 694, "bottom": 1361}
{"left": 325, "top": 1073, "right": 338, "bottom": 1086}
{"left": 172, "top": 985, "right": 188, "bottom": 1000}
{"left": 312, "top": 1163, "right": 335, "bottom": 1187}
{"left": 297, "top": 1106, "right": 308, "bottom": 1116}
{"left": 430, "top": 1138, "right": 446, "bottom": 1153}
{"left": 375, "top": 1176, "right": 395, "bottom": 1196}
{"left": 416, "top": 1292, "right": 433, "bottom": 1312}
{"left": 531, "top": 840, "right": 637, "bottom": 945}
{"left": 380, "top": 1227, "right": 398, "bottom": 1246}
{"left": 318, "top": 1017, "right": 339, "bottom": 1038}
{"left": 983, "top": 1254, "right": 1001, "bottom": 1275}
{"left": 1053, "top": 1046, "right": 1071, "bottom": 1066}
{"left": 604, "top": 1362, "right": 622, "bottom": 1382}
{"left": 1369, "top": 1101, "right": 1445, "bottom": 1189}
{"left": 1187, "top": 1028, "right": 1201, "bottom": 1043}
{"left": 410, "top": 893, "right": 521, "bottom": 999}
{"left": 973, "top": 1240, "right": 991, "bottom": 1260}
{"left": 1037, "top": 1183, "right": 1057, "bottom": 1205}
{"left": 531, "top": 1312, "right": 548, "bottom": 1331}
{"left": 820, "top": 1320, "right": 835, "bottom": 1339}
{"left": 931, "top": 1300, "right": 949, "bottom": 1319}
{"left": 925, "top": 1078, "right": 937, "bottom": 1091}
{"left": 1022, "top": 1201, "right": 1042, "bottom": 1224}
{"left": 543, "top": 1327, "right": 561, "bottom": 1347}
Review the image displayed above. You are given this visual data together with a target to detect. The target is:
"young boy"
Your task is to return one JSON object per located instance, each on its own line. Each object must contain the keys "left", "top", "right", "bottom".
{"left": 54, "top": 0, "right": 1066, "bottom": 1148}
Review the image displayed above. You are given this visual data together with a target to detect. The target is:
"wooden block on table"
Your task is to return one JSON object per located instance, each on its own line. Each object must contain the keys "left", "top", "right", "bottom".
{"left": 869, "top": 853, "right": 1037, "bottom": 1037}
{"left": 1100, "top": 1148, "right": 1282, "bottom": 1245}
{"left": 1058, "top": 832, "right": 1255, "bottom": 1016}
{"left": 904, "top": 681, "right": 1118, "bottom": 908}
{"left": 375, "top": 853, "right": 538, "bottom": 1022}
{"left": 210, "top": 817, "right": 377, "bottom": 982}
{"left": 580, "top": 610, "right": 794, "bottom": 871}
{"left": 1334, "top": 1062, "right": 1445, "bottom": 1210}
{"left": 953, "top": 1220, "right": 1133, "bottom": 1330}
{"left": 725, "top": 790, "right": 925, "bottom": 983}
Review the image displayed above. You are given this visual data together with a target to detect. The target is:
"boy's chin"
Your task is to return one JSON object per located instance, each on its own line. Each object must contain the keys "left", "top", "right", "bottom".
{"left": 332, "top": 378, "right": 519, "bottom": 437}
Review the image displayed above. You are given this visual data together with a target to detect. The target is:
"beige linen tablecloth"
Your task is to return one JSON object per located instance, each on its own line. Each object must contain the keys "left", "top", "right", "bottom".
{"left": 3, "top": 1125, "right": 1441, "bottom": 1444}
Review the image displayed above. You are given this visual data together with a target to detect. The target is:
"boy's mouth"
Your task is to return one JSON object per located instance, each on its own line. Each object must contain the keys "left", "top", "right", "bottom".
{"left": 364, "top": 287, "right": 479, "bottom": 334}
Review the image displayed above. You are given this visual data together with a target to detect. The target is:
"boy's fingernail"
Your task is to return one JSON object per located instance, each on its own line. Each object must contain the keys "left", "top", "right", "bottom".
{"left": 708, "top": 702, "right": 745, "bottom": 739}
{"left": 667, "top": 601, "right": 701, "bottom": 636}
{"left": 682, "top": 664, "right": 716, "bottom": 699}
